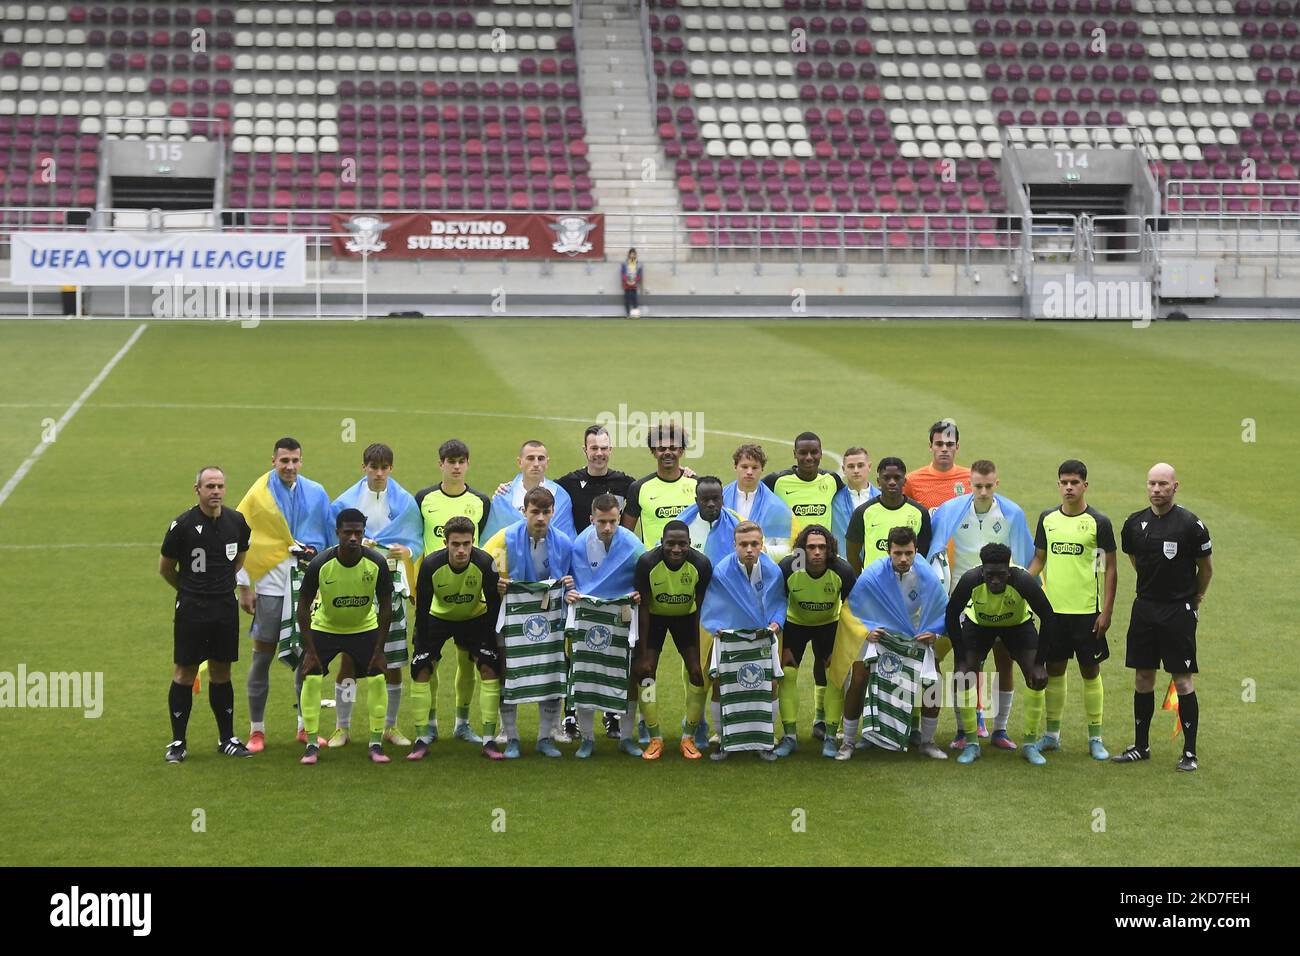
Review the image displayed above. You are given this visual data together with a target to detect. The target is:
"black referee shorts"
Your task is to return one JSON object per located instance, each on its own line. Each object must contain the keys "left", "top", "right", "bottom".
{"left": 311, "top": 629, "right": 383, "bottom": 678}
{"left": 782, "top": 620, "right": 838, "bottom": 667}
{"left": 644, "top": 613, "right": 698, "bottom": 656}
{"left": 411, "top": 615, "right": 500, "bottom": 678}
{"left": 1039, "top": 612, "right": 1110, "bottom": 666}
{"left": 955, "top": 618, "right": 1038, "bottom": 667}
{"left": 173, "top": 594, "right": 239, "bottom": 666}
{"left": 1125, "top": 597, "right": 1198, "bottom": 674}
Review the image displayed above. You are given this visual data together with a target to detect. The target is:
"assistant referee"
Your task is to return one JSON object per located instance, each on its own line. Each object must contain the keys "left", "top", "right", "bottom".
{"left": 159, "top": 466, "right": 253, "bottom": 763}
{"left": 1113, "top": 463, "right": 1213, "bottom": 772}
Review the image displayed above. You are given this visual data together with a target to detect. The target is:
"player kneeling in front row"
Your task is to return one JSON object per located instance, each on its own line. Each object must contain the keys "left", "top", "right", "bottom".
{"left": 778, "top": 523, "right": 856, "bottom": 759}
{"left": 701, "top": 521, "right": 787, "bottom": 762}
{"left": 632, "top": 519, "right": 712, "bottom": 759}
{"left": 835, "top": 527, "right": 948, "bottom": 761}
{"left": 566, "top": 494, "right": 645, "bottom": 758}
{"left": 296, "top": 509, "right": 394, "bottom": 765}
{"left": 947, "top": 543, "right": 1053, "bottom": 766}
{"left": 410, "top": 516, "right": 508, "bottom": 761}
{"left": 485, "top": 486, "right": 575, "bottom": 759}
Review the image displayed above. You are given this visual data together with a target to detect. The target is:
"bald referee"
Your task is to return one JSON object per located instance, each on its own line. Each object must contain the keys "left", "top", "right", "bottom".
{"left": 159, "top": 466, "right": 253, "bottom": 762}
{"left": 1113, "top": 464, "right": 1213, "bottom": 772}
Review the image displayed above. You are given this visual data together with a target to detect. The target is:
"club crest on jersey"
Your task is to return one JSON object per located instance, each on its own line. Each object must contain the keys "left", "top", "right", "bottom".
{"left": 363, "top": 569, "right": 375, "bottom": 583}
{"left": 523, "top": 614, "right": 550, "bottom": 642}
{"left": 225, "top": 543, "right": 238, "bottom": 561}
{"left": 584, "top": 625, "right": 612, "bottom": 651}
{"left": 992, "top": 521, "right": 1003, "bottom": 534}
{"left": 877, "top": 652, "right": 902, "bottom": 677}
{"left": 954, "top": 482, "right": 966, "bottom": 495}
{"left": 680, "top": 570, "right": 692, "bottom": 584}
{"left": 1163, "top": 541, "right": 1178, "bottom": 559}
{"left": 824, "top": 581, "right": 835, "bottom": 594}
{"left": 908, "top": 588, "right": 919, "bottom": 602}
{"left": 737, "top": 662, "right": 764, "bottom": 689}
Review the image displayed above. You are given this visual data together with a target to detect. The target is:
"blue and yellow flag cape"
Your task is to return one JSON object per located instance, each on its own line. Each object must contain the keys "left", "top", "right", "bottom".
{"left": 722, "top": 480, "right": 793, "bottom": 544}
{"left": 481, "top": 474, "right": 577, "bottom": 543}
{"left": 571, "top": 525, "right": 644, "bottom": 598}
{"left": 831, "top": 483, "right": 879, "bottom": 554}
{"left": 829, "top": 556, "right": 947, "bottom": 692}
{"left": 484, "top": 517, "right": 574, "bottom": 583}
{"left": 235, "top": 470, "right": 331, "bottom": 583}
{"left": 677, "top": 502, "right": 742, "bottom": 564}
{"left": 329, "top": 476, "right": 424, "bottom": 558}
{"left": 925, "top": 492, "right": 1035, "bottom": 566}
{"left": 701, "top": 551, "right": 787, "bottom": 635}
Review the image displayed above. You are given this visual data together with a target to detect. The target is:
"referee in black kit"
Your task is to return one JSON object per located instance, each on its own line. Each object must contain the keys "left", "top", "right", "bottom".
{"left": 556, "top": 424, "right": 635, "bottom": 533}
{"left": 1113, "top": 463, "right": 1214, "bottom": 772}
{"left": 159, "top": 466, "right": 254, "bottom": 763}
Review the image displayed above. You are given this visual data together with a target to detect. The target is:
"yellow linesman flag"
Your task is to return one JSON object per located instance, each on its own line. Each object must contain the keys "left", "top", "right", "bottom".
{"left": 1162, "top": 679, "right": 1181, "bottom": 738}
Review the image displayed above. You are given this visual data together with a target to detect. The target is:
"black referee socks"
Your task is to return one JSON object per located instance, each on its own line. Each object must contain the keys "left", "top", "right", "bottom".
{"left": 1134, "top": 690, "right": 1155, "bottom": 750}
{"left": 1179, "top": 691, "right": 1199, "bottom": 756}
{"left": 169, "top": 680, "right": 193, "bottom": 743}
{"left": 208, "top": 680, "right": 235, "bottom": 742}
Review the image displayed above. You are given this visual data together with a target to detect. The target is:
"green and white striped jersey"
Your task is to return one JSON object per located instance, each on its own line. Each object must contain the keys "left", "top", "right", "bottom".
{"left": 497, "top": 580, "right": 568, "bottom": 705}
{"left": 567, "top": 595, "right": 637, "bottom": 715}
{"left": 862, "top": 632, "right": 928, "bottom": 751}
{"left": 710, "top": 628, "right": 783, "bottom": 752}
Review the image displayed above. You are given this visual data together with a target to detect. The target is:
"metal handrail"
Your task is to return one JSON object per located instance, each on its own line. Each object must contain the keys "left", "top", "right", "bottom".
{"left": 640, "top": 0, "right": 656, "bottom": 117}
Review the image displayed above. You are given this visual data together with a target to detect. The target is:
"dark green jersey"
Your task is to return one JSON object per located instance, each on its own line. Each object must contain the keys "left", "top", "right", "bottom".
{"left": 414, "top": 483, "right": 493, "bottom": 554}
{"left": 946, "top": 565, "right": 1054, "bottom": 636}
{"left": 779, "top": 554, "right": 855, "bottom": 626}
{"left": 761, "top": 468, "right": 844, "bottom": 537}
{"left": 634, "top": 545, "right": 712, "bottom": 616}
{"left": 1034, "top": 505, "right": 1115, "bottom": 614}
{"left": 625, "top": 472, "right": 698, "bottom": 546}
{"left": 845, "top": 496, "right": 932, "bottom": 567}
{"left": 414, "top": 546, "right": 499, "bottom": 625}
{"left": 299, "top": 546, "right": 393, "bottom": 635}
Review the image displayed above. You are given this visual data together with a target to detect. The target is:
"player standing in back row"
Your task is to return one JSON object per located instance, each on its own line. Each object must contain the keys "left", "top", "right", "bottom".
{"left": 623, "top": 422, "right": 698, "bottom": 549}
{"left": 762, "top": 432, "right": 845, "bottom": 541}
{"left": 1027, "top": 459, "right": 1118, "bottom": 761}
{"left": 1113, "top": 463, "right": 1213, "bottom": 772}
{"left": 160, "top": 467, "right": 253, "bottom": 762}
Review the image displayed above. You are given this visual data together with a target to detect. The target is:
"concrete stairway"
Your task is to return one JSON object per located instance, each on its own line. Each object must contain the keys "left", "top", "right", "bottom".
{"left": 577, "top": 0, "right": 683, "bottom": 260}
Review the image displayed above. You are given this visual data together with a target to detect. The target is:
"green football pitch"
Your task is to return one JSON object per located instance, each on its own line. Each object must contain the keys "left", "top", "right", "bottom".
{"left": 0, "top": 318, "right": 1294, "bottom": 866}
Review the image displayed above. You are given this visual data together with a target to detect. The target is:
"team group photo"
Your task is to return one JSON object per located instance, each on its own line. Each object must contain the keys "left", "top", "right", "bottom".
{"left": 164, "top": 421, "right": 1213, "bottom": 779}
{"left": 0, "top": 0, "right": 1293, "bottom": 899}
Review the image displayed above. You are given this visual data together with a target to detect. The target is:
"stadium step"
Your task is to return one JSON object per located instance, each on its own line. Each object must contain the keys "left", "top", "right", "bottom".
{"left": 579, "top": 0, "right": 685, "bottom": 251}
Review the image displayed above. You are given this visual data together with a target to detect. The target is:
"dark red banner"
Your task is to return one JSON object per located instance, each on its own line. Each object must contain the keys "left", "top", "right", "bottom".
{"left": 330, "top": 212, "right": 604, "bottom": 260}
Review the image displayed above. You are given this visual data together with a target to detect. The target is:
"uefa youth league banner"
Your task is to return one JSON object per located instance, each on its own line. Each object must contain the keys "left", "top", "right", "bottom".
{"left": 9, "top": 233, "right": 306, "bottom": 286}
{"left": 329, "top": 212, "right": 605, "bottom": 260}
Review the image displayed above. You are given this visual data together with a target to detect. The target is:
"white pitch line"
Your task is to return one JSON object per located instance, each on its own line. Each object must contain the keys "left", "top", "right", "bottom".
{"left": 0, "top": 543, "right": 156, "bottom": 550}
{"left": 47, "top": 401, "right": 843, "bottom": 467}
{"left": 0, "top": 322, "right": 147, "bottom": 510}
